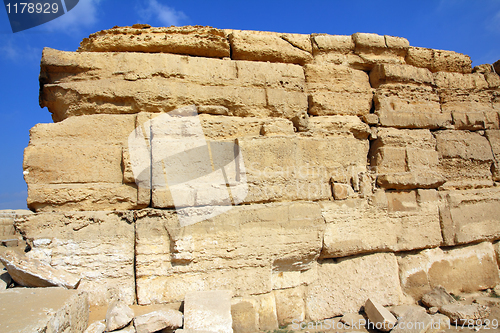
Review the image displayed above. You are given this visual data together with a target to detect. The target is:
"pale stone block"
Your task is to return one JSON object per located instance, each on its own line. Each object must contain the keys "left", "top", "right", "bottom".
{"left": 228, "top": 30, "right": 312, "bottom": 65}
{"left": 364, "top": 298, "right": 397, "bottom": 332}
{"left": 106, "top": 299, "right": 134, "bottom": 331}
{"left": 398, "top": 242, "right": 500, "bottom": 301}
{"left": 15, "top": 211, "right": 136, "bottom": 305}
{"left": 439, "top": 188, "right": 500, "bottom": 245}
{"left": 370, "top": 64, "right": 434, "bottom": 88}
{"left": 78, "top": 25, "right": 230, "bottom": 57}
{"left": 184, "top": 290, "right": 233, "bottom": 333}
{"left": 311, "top": 34, "right": 354, "bottom": 54}
{"left": 406, "top": 47, "right": 472, "bottom": 73}
{"left": 274, "top": 287, "right": 306, "bottom": 327}
{"left": 305, "top": 252, "right": 404, "bottom": 321}
{"left": 0, "top": 287, "right": 88, "bottom": 333}
{"left": 134, "top": 309, "right": 183, "bottom": 333}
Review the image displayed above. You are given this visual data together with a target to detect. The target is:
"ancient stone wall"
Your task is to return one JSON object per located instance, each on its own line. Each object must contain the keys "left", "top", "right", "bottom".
{"left": 18, "top": 24, "right": 500, "bottom": 330}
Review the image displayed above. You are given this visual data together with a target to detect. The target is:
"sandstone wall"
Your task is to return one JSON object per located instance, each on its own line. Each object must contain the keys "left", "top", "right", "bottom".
{"left": 18, "top": 24, "right": 500, "bottom": 328}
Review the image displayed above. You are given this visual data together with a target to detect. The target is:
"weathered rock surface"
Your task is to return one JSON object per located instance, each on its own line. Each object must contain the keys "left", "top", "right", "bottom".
{"left": 227, "top": 29, "right": 312, "bottom": 65}
{"left": 421, "top": 286, "right": 456, "bottom": 308}
{"left": 40, "top": 48, "right": 307, "bottom": 122}
{"left": 391, "top": 307, "right": 443, "bottom": 333}
{"left": 439, "top": 304, "right": 491, "bottom": 325}
{"left": 105, "top": 299, "right": 135, "bottom": 331}
{"left": 320, "top": 189, "right": 442, "bottom": 258}
{"left": 405, "top": 47, "right": 472, "bottom": 73}
{"left": 439, "top": 187, "right": 500, "bottom": 245}
{"left": 15, "top": 211, "right": 135, "bottom": 305}
{"left": 0, "top": 287, "right": 88, "bottom": 333}
{"left": 79, "top": 25, "right": 231, "bottom": 58}
{"left": 305, "top": 252, "right": 404, "bottom": 321}
{"left": 0, "top": 249, "right": 80, "bottom": 289}
{"left": 135, "top": 202, "right": 323, "bottom": 304}
{"left": 231, "top": 293, "right": 278, "bottom": 332}
{"left": 134, "top": 309, "right": 183, "bottom": 333}
{"left": 184, "top": 290, "right": 233, "bottom": 333}
{"left": 398, "top": 242, "right": 500, "bottom": 301}
{"left": 84, "top": 320, "right": 106, "bottom": 333}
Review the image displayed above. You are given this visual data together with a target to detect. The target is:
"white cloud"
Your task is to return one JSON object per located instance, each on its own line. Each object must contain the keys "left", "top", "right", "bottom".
{"left": 0, "top": 37, "right": 41, "bottom": 63}
{"left": 138, "top": 0, "right": 188, "bottom": 27}
{"left": 487, "top": 10, "right": 500, "bottom": 34}
{"left": 43, "top": 0, "right": 101, "bottom": 33}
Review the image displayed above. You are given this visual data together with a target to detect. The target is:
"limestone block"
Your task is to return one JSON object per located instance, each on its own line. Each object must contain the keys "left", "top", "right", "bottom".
{"left": 405, "top": 47, "right": 472, "bottom": 73}
{"left": 321, "top": 190, "right": 442, "bottom": 258}
{"left": 421, "top": 287, "right": 456, "bottom": 308}
{"left": 390, "top": 307, "right": 440, "bottom": 333}
{"left": 78, "top": 25, "right": 230, "bottom": 58}
{"left": 15, "top": 211, "right": 136, "bottom": 305}
{"left": 227, "top": 30, "right": 312, "bottom": 65}
{"left": 106, "top": 299, "right": 134, "bottom": 331}
{"left": 350, "top": 33, "right": 408, "bottom": 70}
{"left": 40, "top": 48, "right": 307, "bottom": 121}
{"left": 135, "top": 203, "right": 324, "bottom": 304}
{"left": 486, "top": 130, "right": 500, "bottom": 181}
{"left": 311, "top": 34, "right": 354, "bottom": 55}
{"left": 305, "top": 63, "right": 372, "bottom": 116}
{"left": 0, "top": 249, "right": 81, "bottom": 289}
{"left": 274, "top": 287, "right": 306, "bottom": 327}
{"left": 332, "top": 183, "right": 353, "bottom": 200}
{"left": 184, "top": 290, "right": 233, "bottom": 333}
{"left": 364, "top": 298, "right": 397, "bottom": 332}
{"left": 307, "top": 115, "right": 371, "bottom": 139}
{"left": 398, "top": 242, "right": 500, "bottom": 301}
{"left": 439, "top": 187, "right": 500, "bottom": 245}
{"left": 370, "top": 128, "right": 444, "bottom": 189}
{"left": 439, "top": 304, "right": 491, "bottom": 325}
{"left": 134, "top": 309, "right": 184, "bottom": 333}
{"left": 370, "top": 64, "right": 435, "bottom": 88}
{"left": 0, "top": 287, "right": 88, "bottom": 333}
{"left": 305, "top": 252, "right": 404, "bottom": 321}
{"left": 24, "top": 114, "right": 147, "bottom": 211}
{"left": 230, "top": 293, "right": 278, "bottom": 332}
{"left": 84, "top": 320, "right": 106, "bottom": 333}
{"left": 435, "top": 72, "right": 494, "bottom": 115}
{"left": 435, "top": 130, "right": 494, "bottom": 189}
{"left": 260, "top": 119, "right": 294, "bottom": 136}
{"left": 377, "top": 110, "right": 452, "bottom": 129}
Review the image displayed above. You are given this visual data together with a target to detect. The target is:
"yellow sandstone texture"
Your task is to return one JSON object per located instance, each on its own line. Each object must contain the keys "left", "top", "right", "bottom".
{"left": 17, "top": 25, "right": 500, "bottom": 326}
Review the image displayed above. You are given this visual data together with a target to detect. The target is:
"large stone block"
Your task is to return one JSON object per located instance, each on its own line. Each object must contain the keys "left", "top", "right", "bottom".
{"left": 184, "top": 290, "right": 233, "bottom": 333}
{"left": 321, "top": 189, "right": 442, "bottom": 258}
{"left": 227, "top": 29, "right": 312, "bottom": 65}
{"left": 370, "top": 64, "right": 450, "bottom": 129}
{"left": 405, "top": 47, "right": 472, "bottom": 73}
{"left": 135, "top": 202, "right": 324, "bottom": 304}
{"left": 78, "top": 25, "right": 230, "bottom": 57}
{"left": 24, "top": 114, "right": 147, "bottom": 212}
{"left": 40, "top": 48, "right": 307, "bottom": 122}
{"left": 370, "top": 128, "right": 444, "bottom": 189}
{"left": 305, "top": 252, "right": 404, "bottom": 321}
{"left": 435, "top": 130, "right": 494, "bottom": 189}
{"left": 351, "top": 33, "right": 409, "bottom": 70}
{"left": 15, "top": 211, "right": 136, "bottom": 305}
{"left": 434, "top": 72, "right": 495, "bottom": 118}
{"left": 231, "top": 293, "right": 278, "bottom": 332}
{"left": 398, "top": 242, "right": 500, "bottom": 301}
{"left": 0, "top": 287, "right": 88, "bottom": 333}
{"left": 305, "top": 63, "right": 373, "bottom": 116}
{"left": 439, "top": 188, "right": 500, "bottom": 245}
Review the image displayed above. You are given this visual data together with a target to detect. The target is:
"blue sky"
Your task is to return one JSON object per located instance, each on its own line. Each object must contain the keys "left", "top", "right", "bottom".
{"left": 0, "top": 0, "right": 499, "bottom": 209}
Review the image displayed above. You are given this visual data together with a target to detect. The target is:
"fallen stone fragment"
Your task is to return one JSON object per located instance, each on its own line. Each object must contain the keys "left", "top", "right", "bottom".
{"left": 439, "top": 304, "right": 491, "bottom": 325}
{"left": 421, "top": 286, "right": 456, "bottom": 308}
{"left": 493, "top": 284, "right": 500, "bottom": 297}
{"left": 431, "top": 313, "right": 451, "bottom": 329}
{"left": 134, "top": 309, "right": 183, "bottom": 333}
{"left": 0, "top": 249, "right": 80, "bottom": 289}
{"left": 364, "top": 298, "right": 398, "bottom": 332}
{"left": 391, "top": 307, "right": 435, "bottom": 333}
{"left": 105, "top": 298, "right": 135, "bottom": 332}
{"left": 84, "top": 320, "right": 106, "bottom": 333}
{"left": 0, "top": 287, "right": 88, "bottom": 332}
{"left": 340, "top": 313, "right": 366, "bottom": 326}
{"left": 0, "top": 271, "right": 11, "bottom": 289}
{"left": 389, "top": 305, "right": 426, "bottom": 319}
{"left": 184, "top": 290, "right": 233, "bottom": 333}
{"left": 428, "top": 307, "right": 439, "bottom": 314}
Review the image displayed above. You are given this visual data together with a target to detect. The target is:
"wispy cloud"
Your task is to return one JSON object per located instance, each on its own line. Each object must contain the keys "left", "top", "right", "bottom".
{"left": 137, "top": 0, "right": 188, "bottom": 27}
{"left": 0, "top": 36, "right": 41, "bottom": 63}
{"left": 43, "top": 0, "right": 101, "bottom": 33}
{"left": 486, "top": 10, "right": 500, "bottom": 34}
